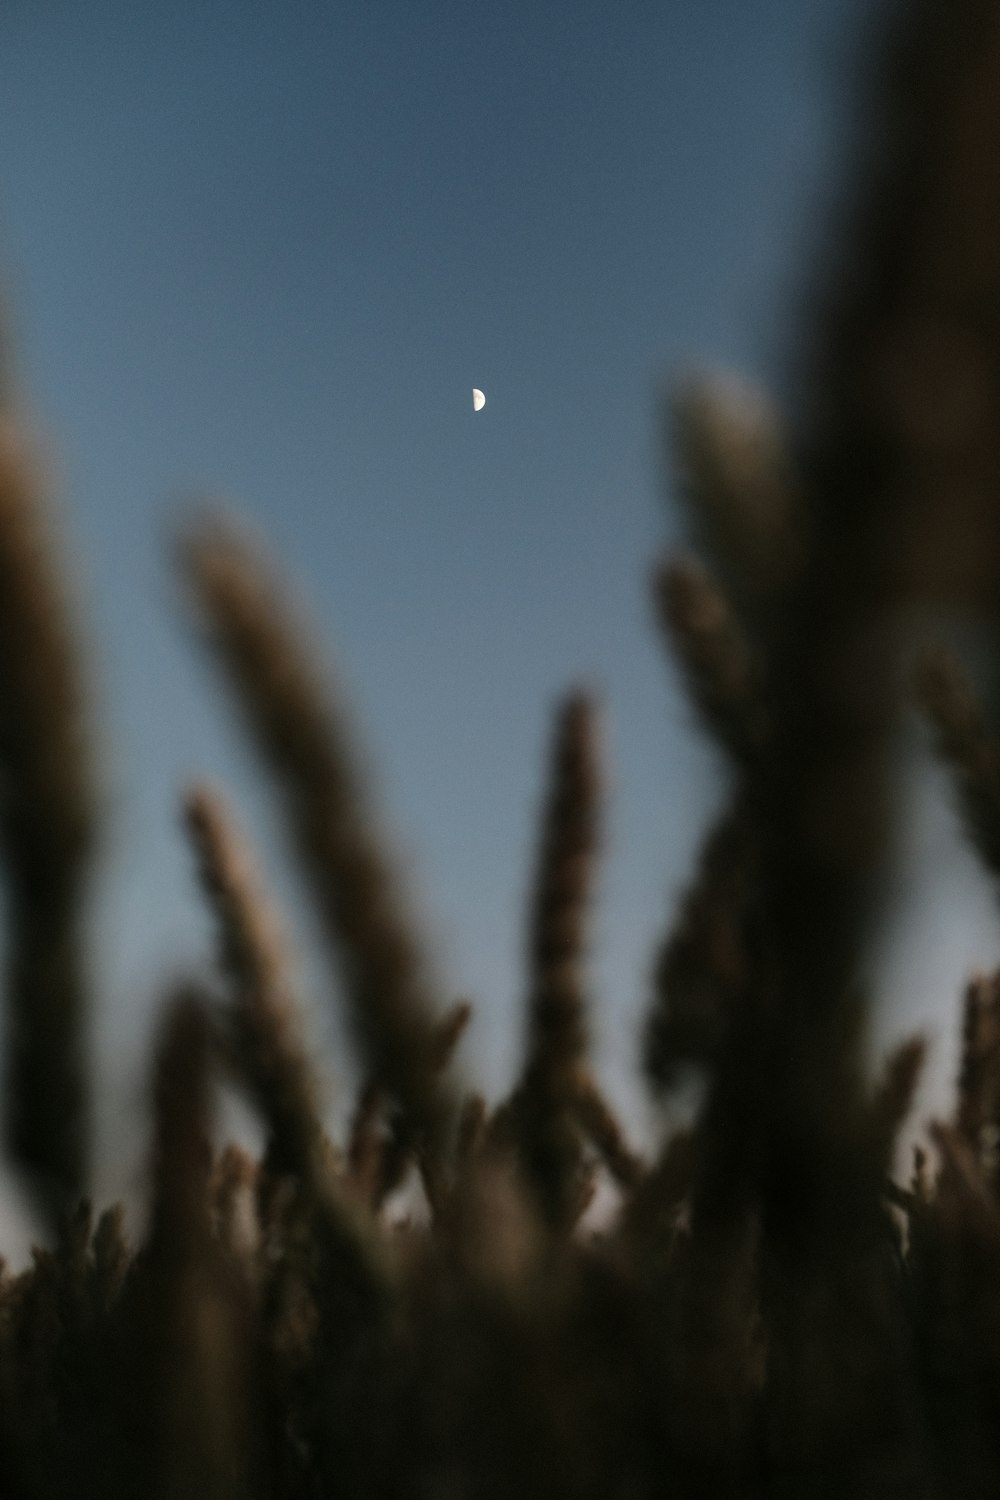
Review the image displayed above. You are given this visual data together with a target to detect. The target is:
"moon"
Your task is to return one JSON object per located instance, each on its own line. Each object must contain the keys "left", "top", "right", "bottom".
{"left": 472, "top": 388, "right": 486, "bottom": 412}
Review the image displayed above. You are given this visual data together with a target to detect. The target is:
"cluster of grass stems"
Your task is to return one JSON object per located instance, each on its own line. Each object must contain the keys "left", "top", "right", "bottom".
{"left": 4, "top": 1, "right": 1000, "bottom": 1494}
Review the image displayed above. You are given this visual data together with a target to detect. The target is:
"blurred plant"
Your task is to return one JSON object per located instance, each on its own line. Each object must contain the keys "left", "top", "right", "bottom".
{"left": 3, "top": 1, "right": 1000, "bottom": 1495}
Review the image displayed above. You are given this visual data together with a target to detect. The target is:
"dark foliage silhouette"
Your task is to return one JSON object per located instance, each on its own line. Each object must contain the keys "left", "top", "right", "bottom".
{"left": 2, "top": 3, "right": 1000, "bottom": 1494}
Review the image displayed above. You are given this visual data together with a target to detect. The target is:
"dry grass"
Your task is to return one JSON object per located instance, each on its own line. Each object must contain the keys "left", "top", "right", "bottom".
{"left": 2, "top": 1, "right": 1000, "bottom": 1495}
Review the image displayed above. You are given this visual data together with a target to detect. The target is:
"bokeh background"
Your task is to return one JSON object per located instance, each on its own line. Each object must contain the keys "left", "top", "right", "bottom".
{"left": 1, "top": 0, "right": 995, "bottom": 1251}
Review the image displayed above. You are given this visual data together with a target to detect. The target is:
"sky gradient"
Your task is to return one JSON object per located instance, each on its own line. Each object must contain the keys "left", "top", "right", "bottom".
{"left": 1, "top": 0, "right": 996, "bottom": 1238}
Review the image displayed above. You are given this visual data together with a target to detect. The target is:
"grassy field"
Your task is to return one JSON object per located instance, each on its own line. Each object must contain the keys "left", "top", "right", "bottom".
{"left": 2, "top": 1, "right": 1000, "bottom": 1494}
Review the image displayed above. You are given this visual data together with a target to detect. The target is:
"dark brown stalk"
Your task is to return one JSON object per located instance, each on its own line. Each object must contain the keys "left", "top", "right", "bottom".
{"left": 343, "top": 1001, "right": 472, "bottom": 1210}
{"left": 910, "top": 1122, "right": 1000, "bottom": 1496}
{"left": 183, "top": 778, "right": 390, "bottom": 1320}
{"left": 916, "top": 647, "right": 1000, "bottom": 878}
{"left": 616, "top": 1128, "right": 698, "bottom": 1258}
{"left": 954, "top": 971, "right": 1000, "bottom": 1177}
{"left": 870, "top": 1034, "right": 927, "bottom": 1174}
{"left": 456, "top": 1093, "right": 487, "bottom": 1166}
{"left": 571, "top": 1075, "right": 642, "bottom": 1191}
{"left": 653, "top": 556, "right": 768, "bottom": 767}
{"left": 145, "top": 988, "right": 215, "bottom": 1268}
{"left": 669, "top": 371, "right": 803, "bottom": 618}
{"left": 509, "top": 689, "right": 602, "bottom": 1228}
{"left": 432, "top": 998, "right": 473, "bottom": 1073}
{"left": 644, "top": 796, "right": 756, "bottom": 1094}
{"left": 0, "top": 416, "right": 96, "bottom": 1229}
{"left": 346, "top": 1083, "right": 385, "bottom": 1207}
{"left": 183, "top": 781, "right": 333, "bottom": 1197}
{"left": 210, "top": 1145, "right": 258, "bottom": 1261}
{"left": 90, "top": 1203, "right": 130, "bottom": 1319}
{"left": 754, "top": 0, "right": 1000, "bottom": 1235}
{"left": 136, "top": 986, "right": 252, "bottom": 1500}
{"left": 733, "top": 1, "right": 1000, "bottom": 1484}
{"left": 177, "top": 515, "right": 451, "bottom": 1196}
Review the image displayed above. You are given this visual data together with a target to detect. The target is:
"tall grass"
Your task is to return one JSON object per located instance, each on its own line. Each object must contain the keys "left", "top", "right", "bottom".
{"left": 1, "top": 1, "right": 1000, "bottom": 1494}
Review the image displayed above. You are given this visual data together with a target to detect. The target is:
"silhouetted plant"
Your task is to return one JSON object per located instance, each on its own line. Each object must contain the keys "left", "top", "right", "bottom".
{"left": 4, "top": 2, "right": 1000, "bottom": 1495}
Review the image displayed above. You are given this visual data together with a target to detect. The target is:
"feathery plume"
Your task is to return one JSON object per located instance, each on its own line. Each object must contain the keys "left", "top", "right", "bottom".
{"left": 653, "top": 555, "right": 768, "bottom": 766}
{"left": 183, "top": 781, "right": 332, "bottom": 1195}
{"left": 183, "top": 790, "right": 391, "bottom": 1305}
{"left": 89, "top": 1203, "right": 129, "bottom": 1319}
{"left": 669, "top": 370, "right": 802, "bottom": 612}
{"left": 0, "top": 415, "right": 96, "bottom": 1228}
{"left": 177, "top": 515, "right": 451, "bottom": 1184}
{"left": 509, "top": 690, "right": 602, "bottom": 1226}
{"left": 644, "top": 798, "right": 755, "bottom": 1093}
{"left": 954, "top": 971, "right": 1000, "bottom": 1178}
{"left": 137, "top": 986, "right": 253, "bottom": 1500}
{"left": 523, "top": 692, "right": 601, "bottom": 1083}
{"left": 146, "top": 988, "right": 214, "bottom": 1261}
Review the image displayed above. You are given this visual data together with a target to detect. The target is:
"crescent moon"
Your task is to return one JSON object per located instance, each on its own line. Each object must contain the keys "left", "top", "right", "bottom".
{"left": 472, "top": 388, "right": 486, "bottom": 411}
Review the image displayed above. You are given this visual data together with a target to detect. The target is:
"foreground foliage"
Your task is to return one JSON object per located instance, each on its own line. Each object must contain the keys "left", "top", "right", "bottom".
{"left": 3, "top": 2, "right": 1000, "bottom": 1495}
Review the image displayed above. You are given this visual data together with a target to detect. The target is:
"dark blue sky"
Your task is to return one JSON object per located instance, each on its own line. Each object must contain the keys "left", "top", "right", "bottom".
{"left": 1, "top": 0, "right": 993, "bottom": 1224}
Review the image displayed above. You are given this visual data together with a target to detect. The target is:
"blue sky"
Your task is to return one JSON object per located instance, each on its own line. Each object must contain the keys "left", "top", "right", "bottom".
{"left": 1, "top": 0, "right": 996, "bottom": 1230}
